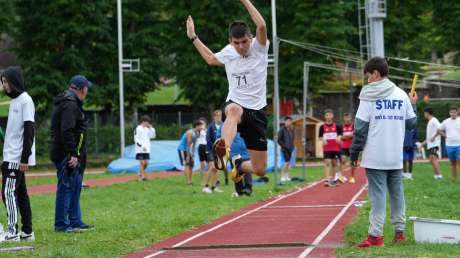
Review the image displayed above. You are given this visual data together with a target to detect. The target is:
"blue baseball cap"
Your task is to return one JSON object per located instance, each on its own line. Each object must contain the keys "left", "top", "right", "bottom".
{"left": 69, "top": 75, "right": 92, "bottom": 88}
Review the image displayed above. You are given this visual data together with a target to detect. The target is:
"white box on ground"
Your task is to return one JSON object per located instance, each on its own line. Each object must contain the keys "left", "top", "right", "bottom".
{"left": 410, "top": 217, "right": 460, "bottom": 244}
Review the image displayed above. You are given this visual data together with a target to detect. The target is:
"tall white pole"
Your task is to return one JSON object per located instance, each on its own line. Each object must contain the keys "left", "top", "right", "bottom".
{"left": 117, "top": 0, "right": 125, "bottom": 156}
{"left": 271, "top": 0, "right": 280, "bottom": 186}
{"left": 302, "top": 63, "right": 309, "bottom": 180}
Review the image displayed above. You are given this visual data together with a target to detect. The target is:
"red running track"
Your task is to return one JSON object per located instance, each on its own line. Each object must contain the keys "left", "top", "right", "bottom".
{"left": 126, "top": 168, "right": 368, "bottom": 258}
{"left": 27, "top": 172, "right": 182, "bottom": 196}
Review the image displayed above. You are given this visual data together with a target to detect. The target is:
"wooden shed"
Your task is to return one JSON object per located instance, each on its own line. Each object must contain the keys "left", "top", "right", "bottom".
{"left": 291, "top": 116, "right": 323, "bottom": 158}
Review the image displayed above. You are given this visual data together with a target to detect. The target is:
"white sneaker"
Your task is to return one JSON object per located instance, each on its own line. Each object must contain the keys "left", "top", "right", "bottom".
{"left": 402, "top": 173, "right": 409, "bottom": 179}
{"left": 280, "top": 177, "right": 287, "bottom": 183}
{"left": 202, "top": 187, "right": 213, "bottom": 194}
{"left": 434, "top": 175, "right": 443, "bottom": 180}
{"left": 2, "top": 232, "right": 20, "bottom": 242}
{"left": 20, "top": 231, "right": 35, "bottom": 242}
{"left": 213, "top": 187, "right": 223, "bottom": 193}
{"left": 285, "top": 177, "right": 291, "bottom": 182}
{"left": 406, "top": 173, "right": 413, "bottom": 180}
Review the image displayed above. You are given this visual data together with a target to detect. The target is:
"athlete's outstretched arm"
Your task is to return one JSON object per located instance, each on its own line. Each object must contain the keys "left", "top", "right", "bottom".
{"left": 186, "top": 16, "right": 222, "bottom": 66}
{"left": 240, "top": 0, "right": 267, "bottom": 46}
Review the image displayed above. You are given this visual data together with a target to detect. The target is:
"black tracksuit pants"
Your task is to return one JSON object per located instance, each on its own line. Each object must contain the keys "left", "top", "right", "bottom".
{"left": 1, "top": 162, "right": 33, "bottom": 235}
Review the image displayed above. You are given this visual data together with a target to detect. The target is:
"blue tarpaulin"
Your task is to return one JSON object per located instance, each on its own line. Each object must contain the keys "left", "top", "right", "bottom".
{"left": 107, "top": 140, "right": 296, "bottom": 174}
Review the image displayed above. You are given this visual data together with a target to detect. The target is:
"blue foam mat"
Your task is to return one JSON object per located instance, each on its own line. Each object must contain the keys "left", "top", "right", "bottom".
{"left": 107, "top": 140, "right": 296, "bottom": 174}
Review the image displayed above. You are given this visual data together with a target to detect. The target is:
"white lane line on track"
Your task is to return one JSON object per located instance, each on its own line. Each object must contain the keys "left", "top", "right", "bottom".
{"left": 298, "top": 184, "right": 368, "bottom": 258}
{"left": 144, "top": 180, "right": 323, "bottom": 258}
{"left": 265, "top": 204, "right": 347, "bottom": 209}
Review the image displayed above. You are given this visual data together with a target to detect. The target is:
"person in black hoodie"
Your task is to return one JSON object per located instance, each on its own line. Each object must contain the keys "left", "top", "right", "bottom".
{"left": 1, "top": 66, "right": 35, "bottom": 242}
{"left": 50, "top": 75, "right": 93, "bottom": 232}
{"left": 277, "top": 116, "right": 295, "bottom": 182}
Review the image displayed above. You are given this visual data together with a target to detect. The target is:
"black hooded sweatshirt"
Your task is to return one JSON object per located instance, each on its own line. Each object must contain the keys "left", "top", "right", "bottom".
{"left": 1, "top": 66, "right": 35, "bottom": 164}
{"left": 50, "top": 90, "right": 87, "bottom": 166}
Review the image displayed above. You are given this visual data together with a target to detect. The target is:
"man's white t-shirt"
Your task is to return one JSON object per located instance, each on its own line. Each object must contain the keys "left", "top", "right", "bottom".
{"left": 356, "top": 87, "right": 416, "bottom": 170}
{"left": 196, "top": 129, "right": 207, "bottom": 145}
{"left": 440, "top": 118, "right": 460, "bottom": 146}
{"left": 134, "top": 125, "right": 156, "bottom": 154}
{"left": 426, "top": 117, "right": 441, "bottom": 149}
{"left": 215, "top": 38, "right": 269, "bottom": 110}
{"left": 3, "top": 92, "right": 36, "bottom": 165}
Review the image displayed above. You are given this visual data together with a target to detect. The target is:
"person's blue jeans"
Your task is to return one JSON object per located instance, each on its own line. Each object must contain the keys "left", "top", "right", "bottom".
{"left": 366, "top": 168, "right": 406, "bottom": 237}
{"left": 54, "top": 158, "right": 84, "bottom": 230}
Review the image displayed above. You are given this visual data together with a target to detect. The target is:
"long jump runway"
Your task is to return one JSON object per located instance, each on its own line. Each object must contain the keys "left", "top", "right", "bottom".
{"left": 127, "top": 168, "right": 367, "bottom": 258}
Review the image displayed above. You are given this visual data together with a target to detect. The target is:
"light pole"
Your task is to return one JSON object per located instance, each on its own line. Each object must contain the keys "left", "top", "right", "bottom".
{"left": 117, "top": 0, "right": 125, "bottom": 156}
{"left": 271, "top": 0, "right": 280, "bottom": 187}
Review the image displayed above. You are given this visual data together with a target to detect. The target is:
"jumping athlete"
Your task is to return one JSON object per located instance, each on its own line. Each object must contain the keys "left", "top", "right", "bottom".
{"left": 319, "top": 109, "right": 343, "bottom": 187}
{"left": 186, "top": 0, "right": 269, "bottom": 183}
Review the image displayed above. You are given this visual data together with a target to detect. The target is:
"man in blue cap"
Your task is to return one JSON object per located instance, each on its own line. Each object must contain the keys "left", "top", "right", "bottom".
{"left": 50, "top": 75, "right": 93, "bottom": 232}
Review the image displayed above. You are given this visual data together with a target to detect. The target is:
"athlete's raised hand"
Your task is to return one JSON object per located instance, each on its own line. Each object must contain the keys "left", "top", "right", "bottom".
{"left": 186, "top": 15, "right": 196, "bottom": 39}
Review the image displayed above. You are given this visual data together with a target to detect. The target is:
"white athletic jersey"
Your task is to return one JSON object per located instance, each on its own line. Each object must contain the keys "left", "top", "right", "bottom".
{"left": 440, "top": 117, "right": 460, "bottom": 146}
{"left": 426, "top": 117, "right": 441, "bottom": 149}
{"left": 356, "top": 87, "right": 416, "bottom": 170}
{"left": 215, "top": 38, "right": 269, "bottom": 110}
{"left": 3, "top": 92, "right": 36, "bottom": 165}
{"left": 134, "top": 125, "right": 156, "bottom": 154}
{"left": 196, "top": 129, "right": 207, "bottom": 145}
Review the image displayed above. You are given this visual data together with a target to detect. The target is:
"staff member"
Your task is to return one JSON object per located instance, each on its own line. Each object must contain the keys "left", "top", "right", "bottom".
{"left": 50, "top": 75, "right": 93, "bottom": 232}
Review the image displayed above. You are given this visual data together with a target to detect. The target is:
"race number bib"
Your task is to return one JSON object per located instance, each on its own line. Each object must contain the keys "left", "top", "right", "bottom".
{"left": 232, "top": 71, "right": 253, "bottom": 89}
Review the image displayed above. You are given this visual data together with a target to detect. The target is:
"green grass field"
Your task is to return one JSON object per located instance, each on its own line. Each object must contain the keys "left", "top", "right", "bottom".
{"left": 337, "top": 162, "right": 460, "bottom": 258}
{"left": 0, "top": 167, "right": 323, "bottom": 257}
{"left": 26, "top": 172, "right": 124, "bottom": 187}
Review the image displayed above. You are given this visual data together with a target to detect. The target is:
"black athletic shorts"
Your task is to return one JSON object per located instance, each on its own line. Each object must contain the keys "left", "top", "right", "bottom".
{"left": 324, "top": 151, "right": 341, "bottom": 160}
{"left": 282, "top": 148, "right": 294, "bottom": 162}
{"left": 341, "top": 148, "right": 350, "bottom": 157}
{"left": 206, "top": 151, "right": 214, "bottom": 162}
{"left": 428, "top": 146, "right": 439, "bottom": 157}
{"left": 223, "top": 101, "right": 268, "bottom": 151}
{"left": 198, "top": 144, "right": 207, "bottom": 162}
{"left": 136, "top": 153, "right": 150, "bottom": 160}
{"left": 178, "top": 150, "right": 194, "bottom": 168}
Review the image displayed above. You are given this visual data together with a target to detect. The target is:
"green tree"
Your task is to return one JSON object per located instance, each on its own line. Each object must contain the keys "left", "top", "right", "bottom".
{"left": 432, "top": 1, "right": 460, "bottom": 63}
{"left": 13, "top": 0, "right": 117, "bottom": 116}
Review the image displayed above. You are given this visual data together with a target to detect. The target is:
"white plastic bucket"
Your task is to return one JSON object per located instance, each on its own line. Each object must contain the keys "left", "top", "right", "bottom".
{"left": 410, "top": 217, "right": 460, "bottom": 244}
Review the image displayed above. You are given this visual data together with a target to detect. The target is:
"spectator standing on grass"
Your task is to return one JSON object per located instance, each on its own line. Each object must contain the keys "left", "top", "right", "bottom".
{"left": 134, "top": 115, "right": 156, "bottom": 181}
{"left": 202, "top": 110, "right": 223, "bottom": 193}
{"left": 0, "top": 66, "right": 35, "bottom": 241}
{"left": 177, "top": 120, "right": 204, "bottom": 185}
{"left": 402, "top": 128, "right": 418, "bottom": 180}
{"left": 350, "top": 57, "right": 418, "bottom": 248}
{"left": 50, "top": 75, "right": 93, "bottom": 233}
{"left": 433, "top": 106, "right": 460, "bottom": 182}
{"left": 421, "top": 108, "right": 443, "bottom": 180}
{"left": 277, "top": 116, "right": 295, "bottom": 182}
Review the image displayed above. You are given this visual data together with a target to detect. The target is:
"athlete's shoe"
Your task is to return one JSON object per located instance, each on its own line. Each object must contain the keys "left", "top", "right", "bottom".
{"left": 2, "top": 232, "right": 20, "bottom": 242}
{"left": 406, "top": 173, "right": 413, "bottom": 180}
{"left": 338, "top": 176, "right": 348, "bottom": 184}
{"left": 213, "top": 187, "right": 223, "bottom": 193}
{"left": 213, "top": 138, "right": 229, "bottom": 171}
{"left": 434, "top": 175, "right": 443, "bottom": 180}
{"left": 202, "top": 187, "right": 213, "bottom": 194}
{"left": 20, "top": 231, "right": 35, "bottom": 242}
{"left": 234, "top": 180, "right": 245, "bottom": 196}
{"left": 231, "top": 155, "right": 243, "bottom": 183}
{"left": 325, "top": 180, "right": 337, "bottom": 187}
{"left": 393, "top": 231, "right": 406, "bottom": 244}
{"left": 357, "top": 235, "right": 384, "bottom": 248}
{"left": 349, "top": 177, "right": 356, "bottom": 184}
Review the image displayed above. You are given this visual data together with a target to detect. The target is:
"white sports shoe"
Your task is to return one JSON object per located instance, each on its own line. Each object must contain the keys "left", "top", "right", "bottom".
{"left": 280, "top": 177, "right": 287, "bottom": 183}
{"left": 20, "top": 231, "right": 35, "bottom": 242}
{"left": 2, "top": 232, "right": 20, "bottom": 242}
{"left": 202, "top": 187, "right": 213, "bottom": 194}
{"left": 406, "top": 173, "right": 413, "bottom": 180}
{"left": 213, "top": 187, "right": 223, "bottom": 193}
